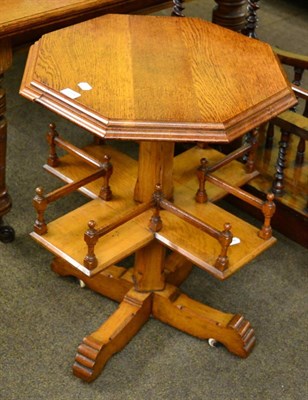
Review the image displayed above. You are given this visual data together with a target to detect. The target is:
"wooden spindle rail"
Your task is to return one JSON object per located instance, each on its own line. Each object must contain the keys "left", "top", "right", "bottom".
{"left": 205, "top": 173, "right": 275, "bottom": 239}
{"left": 83, "top": 200, "right": 154, "bottom": 270}
{"left": 33, "top": 167, "right": 111, "bottom": 235}
{"left": 208, "top": 142, "right": 252, "bottom": 173}
{"left": 47, "top": 122, "right": 106, "bottom": 169}
{"left": 46, "top": 123, "right": 113, "bottom": 199}
{"left": 150, "top": 184, "right": 233, "bottom": 271}
{"left": 195, "top": 139, "right": 255, "bottom": 204}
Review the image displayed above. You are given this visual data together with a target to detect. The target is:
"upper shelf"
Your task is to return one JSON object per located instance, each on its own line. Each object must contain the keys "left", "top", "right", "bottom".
{"left": 20, "top": 14, "right": 297, "bottom": 142}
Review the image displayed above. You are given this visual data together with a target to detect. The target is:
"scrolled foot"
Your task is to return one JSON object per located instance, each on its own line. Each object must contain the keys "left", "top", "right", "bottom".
{"left": 73, "top": 289, "right": 152, "bottom": 382}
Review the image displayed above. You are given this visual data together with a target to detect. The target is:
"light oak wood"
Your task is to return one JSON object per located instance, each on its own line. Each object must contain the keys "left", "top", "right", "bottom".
{"left": 153, "top": 284, "right": 255, "bottom": 358}
{"left": 20, "top": 14, "right": 296, "bottom": 143}
{"left": 19, "top": 13, "right": 296, "bottom": 382}
{"left": 173, "top": 145, "right": 259, "bottom": 202}
{"left": 31, "top": 200, "right": 154, "bottom": 277}
{"left": 73, "top": 288, "right": 153, "bottom": 382}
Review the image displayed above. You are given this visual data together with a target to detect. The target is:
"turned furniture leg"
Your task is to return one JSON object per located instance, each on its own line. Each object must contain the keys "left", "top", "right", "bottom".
{"left": 272, "top": 128, "right": 290, "bottom": 196}
{"left": 46, "top": 123, "right": 59, "bottom": 167}
{"left": 99, "top": 154, "right": 113, "bottom": 200}
{"left": 153, "top": 284, "right": 255, "bottom": 358}
{"left": 73, "top": 288, "right": 152, "bottom": 382}
{"left": 195, "top": 158, "right": 208, "bottom": 203}
{"left": 172, "top": 0, "right": 185, "bottom": 17}
{"left": 242, "top": 0, "right": 260, "bottom": 38}
{"left": 212, "top": 0, "right": 247, "bottom": 32}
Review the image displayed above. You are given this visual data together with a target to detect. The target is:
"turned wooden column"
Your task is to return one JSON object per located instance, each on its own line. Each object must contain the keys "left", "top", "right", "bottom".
{"left": 0, "top": 39, "right": 13, "bottom": 221}
{"left": 212, "top": 0, "right": 247, "bottom": 32}
{"left": 242, "top": 0, "right": 260, "bottom": 38}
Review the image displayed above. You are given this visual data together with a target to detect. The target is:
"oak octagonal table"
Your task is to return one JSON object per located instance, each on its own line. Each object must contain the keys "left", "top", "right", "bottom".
{"left": 20, "top": 14, "right": 296, "bottom": 382}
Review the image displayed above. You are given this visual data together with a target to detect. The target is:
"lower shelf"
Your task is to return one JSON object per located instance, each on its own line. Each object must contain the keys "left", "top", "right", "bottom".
{"left": 31, "top": 191, "right": 275, "bottom": 280}
{"left": 32, "top": 142, "right": 276, "bottom": 279}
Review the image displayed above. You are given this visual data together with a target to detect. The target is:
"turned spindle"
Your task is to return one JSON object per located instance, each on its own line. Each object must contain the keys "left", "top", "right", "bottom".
{"left": 258, "top": 193, "right": 275, "bottom": 240}
{"left": 33, "top": 187, "right": 48, "bottom": 235}
{"left": 172, "top": 0, "right": 185, "bottom": 17}
{"left": 196, "top": 158, "right": 208, "bottom": 203}
{"left": 215, "top": 222, "right": 233, "bottom": 271}
{"left": 212, "top": 0, "right": 246, "bottom": 32}
{"left": 243, "top": 0, "right": 260, "bottom": 39}
{"left": 149, "top": 184, "right": 163, "bottom": 232}
{"left": 84, "top": 220, "right": 99, "bottom": 270}
{"left": 272, "top": 129, "right": 290, "bottom": 196}
{"left": 99, "top": 154, "right": 113, "bottom": 201}
{"left": 46, "top": 123, "right": 59, "bottom": 167}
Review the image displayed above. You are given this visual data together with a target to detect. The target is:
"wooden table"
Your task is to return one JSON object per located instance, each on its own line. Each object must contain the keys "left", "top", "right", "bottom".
{"left": 20, "top": 12, "right": 295, "bottom": 382}
{"left": 20, "top": 13, "right": 295, "bottom": 382}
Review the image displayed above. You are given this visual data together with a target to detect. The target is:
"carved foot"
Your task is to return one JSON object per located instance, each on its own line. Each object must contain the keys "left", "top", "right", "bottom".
{"left": 73, "top": 289, "right": 152, "bottom": 382}
{"left": 153, "top": 284, "right": 255, "bottom": 358}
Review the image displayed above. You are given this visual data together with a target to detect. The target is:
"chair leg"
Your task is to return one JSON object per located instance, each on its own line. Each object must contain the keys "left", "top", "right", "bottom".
{"left": 171, "top": 0, "right": 185, "bottom": 17}
{"left": 242, "top": 0, "right": 260, "bottom": 38}
{"left": 212, "top": 0, "right": 247, "bottom": 32}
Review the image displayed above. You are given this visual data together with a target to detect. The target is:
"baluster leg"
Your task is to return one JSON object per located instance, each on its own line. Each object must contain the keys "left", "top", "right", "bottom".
{"left": 99, "top": 155, "right": 113, "bottom": 200}
{"left": 196, "top": 158, "right": 208, "bottom": 203}
{"left": 172, "top": 0, "right": 185, "bottom": 17}
{"left": 212, "top": 0, "right": 247, "bottom": 32}
{"left": 242, "top": 0, "right": 260, "bottom": 38}
{"left": 46, "top": 123, "right": 59, "bottom": 167}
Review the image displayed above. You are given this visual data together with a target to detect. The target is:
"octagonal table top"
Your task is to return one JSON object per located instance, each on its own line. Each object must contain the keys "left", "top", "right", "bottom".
{"left": 20, "top": 14, "right": 297, "bottom": 142}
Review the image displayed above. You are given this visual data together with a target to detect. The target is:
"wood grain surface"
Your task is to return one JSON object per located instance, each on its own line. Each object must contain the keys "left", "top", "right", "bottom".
{"left": 20, "top": 14, "right": 297, "bottom": 142}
